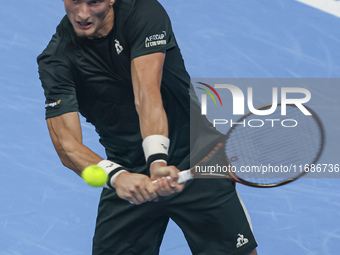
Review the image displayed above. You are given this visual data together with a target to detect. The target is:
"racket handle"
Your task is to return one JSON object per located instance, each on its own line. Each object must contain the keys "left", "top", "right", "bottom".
{"left": 177, "top": 170, "right": 193, "bottom": 183}
{"left": 151, "top": 170, "right": 192, "bottom": 184}
{"left": 130, "top": 171, "right": 192, "bottom": 204}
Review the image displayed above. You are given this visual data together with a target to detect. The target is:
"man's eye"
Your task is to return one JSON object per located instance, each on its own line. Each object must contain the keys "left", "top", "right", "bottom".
{"left": 89, "top": 0, "right": 102, "bottom": 5}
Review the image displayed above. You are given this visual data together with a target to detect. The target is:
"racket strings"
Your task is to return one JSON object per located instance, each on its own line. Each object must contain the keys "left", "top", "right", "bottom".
{"left": 225, "top": 105, "right": 323, "bottom": 185}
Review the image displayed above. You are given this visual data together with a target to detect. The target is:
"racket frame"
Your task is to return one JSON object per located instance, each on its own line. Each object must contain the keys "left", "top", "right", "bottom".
{"left": 178, "top": 103, "right": 325, "bottom": 188}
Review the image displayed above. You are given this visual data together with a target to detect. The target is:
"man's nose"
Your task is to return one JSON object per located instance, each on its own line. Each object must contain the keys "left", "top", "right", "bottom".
{"left": 77, "top": 3, "right": 90, "bottom": 21}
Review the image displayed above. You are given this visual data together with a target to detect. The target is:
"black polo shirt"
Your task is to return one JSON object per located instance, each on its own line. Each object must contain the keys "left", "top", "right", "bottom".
{"left": 38, "top": 0, "right": 220, "bottom": 173}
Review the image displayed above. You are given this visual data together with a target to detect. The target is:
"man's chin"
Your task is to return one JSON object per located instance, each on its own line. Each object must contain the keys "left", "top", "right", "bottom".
{"left": 72, "top": 26, "right": 95, "bottom": 38}
{"left": 74, "top": 30, "right": 92, "bottom": 38}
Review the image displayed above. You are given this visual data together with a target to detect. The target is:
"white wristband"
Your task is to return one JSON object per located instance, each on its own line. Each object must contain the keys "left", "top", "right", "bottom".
{"left": 109, "top": 170, "right": 127, "bottom": 188}
{"left": 150, "top": 159, "right": 167, "bottom": 165}
{"left": 142, "top": 135, "right": 170, "bottom": 165}
{"left": 97, "top": 160, "right": 126, "bottom": 189}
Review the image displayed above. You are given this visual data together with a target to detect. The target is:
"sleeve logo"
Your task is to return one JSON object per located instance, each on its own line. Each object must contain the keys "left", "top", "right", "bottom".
{"left": 145, "top": 31, "right": 167, "bottom": 48}
{"left": 236, "top": 234, "right": 249, "bottom": 248}
{"left": 45, "top": 99, "right": 61, "bottom": 108}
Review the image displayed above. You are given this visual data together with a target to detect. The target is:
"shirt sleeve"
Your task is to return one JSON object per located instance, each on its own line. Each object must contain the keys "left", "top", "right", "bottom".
{"left": 37, "top": 23, "right": 79, "bottom": 119}
{"left": 126, "top": 0, "right": 177, "bottom": 60}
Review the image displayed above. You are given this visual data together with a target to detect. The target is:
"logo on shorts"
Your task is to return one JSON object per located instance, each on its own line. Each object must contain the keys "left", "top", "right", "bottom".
{"left": 115, "top": 39, "right": 123, "bottom": 55}
{"left": 236, "top": 234, "right": 249, "bottom": 248}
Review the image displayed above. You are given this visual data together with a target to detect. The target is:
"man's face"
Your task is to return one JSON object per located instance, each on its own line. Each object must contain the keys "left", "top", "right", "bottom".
{"left": 63, "top": 0, "right": 115, "bottom": 38}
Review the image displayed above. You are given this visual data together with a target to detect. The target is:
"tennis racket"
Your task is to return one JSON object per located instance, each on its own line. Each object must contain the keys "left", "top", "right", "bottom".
{"left": 176, "top": 102, "right": 325, "bottom": 188}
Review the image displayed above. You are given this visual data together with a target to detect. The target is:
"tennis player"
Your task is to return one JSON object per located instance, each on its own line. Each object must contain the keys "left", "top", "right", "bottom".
{"left": 37, "top": 0, "right": 258, "bottom": 254}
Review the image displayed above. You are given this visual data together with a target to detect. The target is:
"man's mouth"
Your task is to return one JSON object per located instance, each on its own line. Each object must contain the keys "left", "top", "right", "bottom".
{"left": 76, "top": 21, "right": 92, "bottom": 30}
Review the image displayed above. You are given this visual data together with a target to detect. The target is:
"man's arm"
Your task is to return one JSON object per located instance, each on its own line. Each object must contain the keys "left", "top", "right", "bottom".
{"left": 46, "top": 112, "right": 103, "bottom": 175}
{"left": 118, "top": 52, "right": 184, "bottom": 195}
{"left": 131, "top": 52, "right": 168, "bottom": 139}
{"left": 47, "top": 111, "right": 157, "bottom": 205}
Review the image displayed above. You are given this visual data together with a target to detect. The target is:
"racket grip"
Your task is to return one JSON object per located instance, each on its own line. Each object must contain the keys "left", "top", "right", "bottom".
{"left": 177, "top": 170, "right": 192, "bottom": 184}
{"left": 130, "top": 171, "right": 192, "bottom": 204}
{"left": 151, "top": 170, "right": 192, "bottom": 184}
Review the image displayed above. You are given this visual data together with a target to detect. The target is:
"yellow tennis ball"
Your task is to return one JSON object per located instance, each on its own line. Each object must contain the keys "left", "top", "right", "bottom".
{"left": 81, "top": 165, "right": 107, "bottom": 187}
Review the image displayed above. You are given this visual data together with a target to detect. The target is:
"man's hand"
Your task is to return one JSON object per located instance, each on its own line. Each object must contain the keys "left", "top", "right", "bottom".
{"left": 113, "top": 172, "right": 158, "bottom": 205}
{"left": 150, "top": 162, "right": 184, "bottom": 196}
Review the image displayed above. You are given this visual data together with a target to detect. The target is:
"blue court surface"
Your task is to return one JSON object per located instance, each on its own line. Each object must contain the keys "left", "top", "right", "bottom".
{"left": 1, "top": 0, "right": 340, "bottom": 254}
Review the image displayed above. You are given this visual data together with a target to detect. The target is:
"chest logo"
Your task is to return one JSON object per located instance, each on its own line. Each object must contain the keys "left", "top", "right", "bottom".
{"left": 115, "top": 39, "right": 123, "bottom": 55}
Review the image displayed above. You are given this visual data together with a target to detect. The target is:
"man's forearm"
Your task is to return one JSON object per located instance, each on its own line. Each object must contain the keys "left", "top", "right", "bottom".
{"left": 137, "top": 98, "right": 168, "bottom": 139}
{"left": 56, "top": 141, "right": 103, "bottom": 175}
{"left": 47, "top": 116, "right": 103, "bottom": 176}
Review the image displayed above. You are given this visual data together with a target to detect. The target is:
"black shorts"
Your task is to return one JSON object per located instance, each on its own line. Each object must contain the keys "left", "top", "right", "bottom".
{"left": 92, "top": 178, "right": 257, "bottom": 255}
